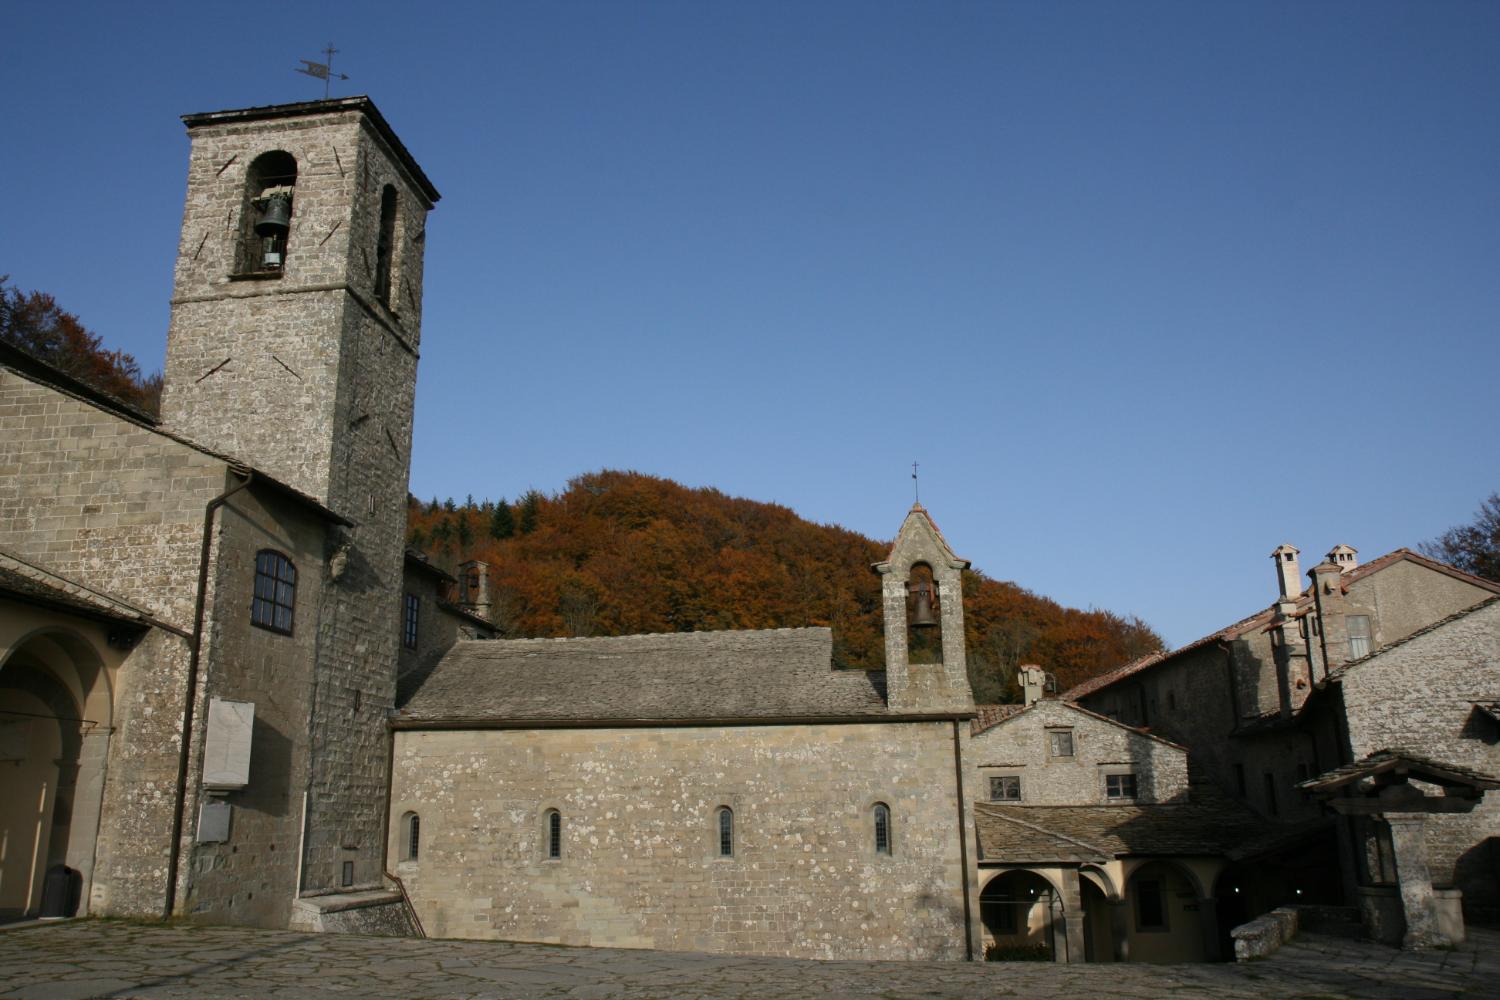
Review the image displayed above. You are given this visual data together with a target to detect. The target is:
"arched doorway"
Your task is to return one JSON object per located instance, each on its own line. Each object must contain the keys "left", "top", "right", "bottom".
{"left": 1123, "top": 861, "right": 1206, "bottom": 963}
{"left": 0, "top": 629, "right": 112, "bottom": 921}
{"left": 979, "top": 870, "right": 1061, "bottom": 961}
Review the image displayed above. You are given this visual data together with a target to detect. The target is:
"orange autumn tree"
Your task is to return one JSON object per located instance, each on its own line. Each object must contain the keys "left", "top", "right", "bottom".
{"left": 407, "top": 471, "right": 1163, "bottom": 700}
{"left": 0, "top": 277, "right": 162, "bottom": 416}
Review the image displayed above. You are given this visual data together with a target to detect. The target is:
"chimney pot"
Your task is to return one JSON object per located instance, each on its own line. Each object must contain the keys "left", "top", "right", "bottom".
{"left": 1271, "top": 544, "right": 1302, "bottom": 599}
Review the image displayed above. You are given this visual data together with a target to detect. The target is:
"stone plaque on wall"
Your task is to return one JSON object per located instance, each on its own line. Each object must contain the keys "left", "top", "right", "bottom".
{"left": 202, "top": 698, "right": 254, "bottom": 790}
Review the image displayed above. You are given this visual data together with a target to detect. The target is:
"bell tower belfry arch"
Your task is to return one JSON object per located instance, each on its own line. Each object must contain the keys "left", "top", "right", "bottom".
{"left": 872, "top": 505, "right": 975, "bottom": 713}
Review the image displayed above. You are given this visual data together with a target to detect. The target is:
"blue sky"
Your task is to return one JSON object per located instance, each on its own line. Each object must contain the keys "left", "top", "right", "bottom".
{"left": 4, "top": 2, "right": 1496, "bottom": 647}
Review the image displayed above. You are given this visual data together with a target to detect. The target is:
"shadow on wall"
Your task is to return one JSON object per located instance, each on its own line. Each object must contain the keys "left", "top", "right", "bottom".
{"left": 238, "top": 714, "right": 295, "bottom": 819}
{"left": 1454, "top": 837, "right": 1500, "bottom": 925}
{"left": 912, "top": 888, "right": 969, "bottom": 961}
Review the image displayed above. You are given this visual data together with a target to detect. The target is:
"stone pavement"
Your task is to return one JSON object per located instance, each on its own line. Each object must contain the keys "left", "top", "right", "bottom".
{"left": 1, "top": 920, "right": 1497, "bottom": 1000}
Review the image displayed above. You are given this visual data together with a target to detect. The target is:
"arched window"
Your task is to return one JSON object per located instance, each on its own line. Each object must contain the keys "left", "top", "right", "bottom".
{"left": 238, "top": 151, "right": 297, "bottom": 275}
{"left": 545, "top": 809, "right": 562, "bottom": 859}
{"left": 717, "top": 807, "right": 734, "bottom": 857}
{"left": 400, "top": 812, "right": 420, "bottom": 861}
{"left": 873, "top": 802, "right": 892, "bottom": 855}
{"left": 251, "top": 550, "right": 296, "bottom": 634}
{"left": 374, "top": 184, "right": 398, "bottom": 305}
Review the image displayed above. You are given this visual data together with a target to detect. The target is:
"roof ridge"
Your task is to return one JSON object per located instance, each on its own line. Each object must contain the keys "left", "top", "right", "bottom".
{"left": 454, "top": 625, "right": 833, "bottom": 646}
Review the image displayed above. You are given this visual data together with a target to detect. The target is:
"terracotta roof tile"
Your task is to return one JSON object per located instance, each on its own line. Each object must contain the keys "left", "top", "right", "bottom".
{"left": 1065, "top": 549, "right": 1499, "bottom": 703}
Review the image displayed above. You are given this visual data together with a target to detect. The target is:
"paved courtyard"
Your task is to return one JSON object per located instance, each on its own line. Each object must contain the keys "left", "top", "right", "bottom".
{"left": 0, "top": 920, "right": 1497, "bottom": 1000}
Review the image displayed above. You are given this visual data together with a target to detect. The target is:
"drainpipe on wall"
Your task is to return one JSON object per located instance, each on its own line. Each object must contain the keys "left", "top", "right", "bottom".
{"left": 164, "top": 467, "right": 253, "bottom": 918}
{"left": 951, "top": 718, "right": 974, "bottom": 960}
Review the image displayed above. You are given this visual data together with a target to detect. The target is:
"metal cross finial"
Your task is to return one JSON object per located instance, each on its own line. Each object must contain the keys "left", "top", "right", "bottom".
{"left": 912, "top": 462, "right": 919, "bottom": 503}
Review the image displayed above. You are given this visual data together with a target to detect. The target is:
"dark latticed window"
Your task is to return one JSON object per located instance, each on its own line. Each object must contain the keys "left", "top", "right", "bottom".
{"left": 403, "top": 593, "right": 419, "bottom": 649}
{"left": 717, "top": 807, "right": 734, "bottom": 857}
{"left": 251, "top": 550, "right": 296, "bottom": 634}
{"left": 404, "top": 813, "right": 420, "bottom": 861}
{"left": 874, "top": 803, "right": 892, "bottom": 855}
{"left": 990, "top": 775, "right": 1022, "bottom": 801}
{"left": 546, "top": 810, "right": 561, "bottom": 859}
{"left": 1105, "top": 773, "right": 1138, "bottom": 800}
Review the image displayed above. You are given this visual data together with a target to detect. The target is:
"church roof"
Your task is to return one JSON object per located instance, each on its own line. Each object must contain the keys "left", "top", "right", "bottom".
{"left": 974, "top": 800, "right": 1287, "bottom": 864}
{"left": 394, "top": 627, "right": 921, "bottom": 727}
{"left": 0, "top": 547, "right": 182, "bottom": 635}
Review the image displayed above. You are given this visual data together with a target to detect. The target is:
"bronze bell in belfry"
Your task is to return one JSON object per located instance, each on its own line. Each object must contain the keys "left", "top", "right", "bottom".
{"left": 908, "top": 578, "right": 939, "bottom": 628}
{"left": 255, "top": 193, "right": 292, "bottom": 236}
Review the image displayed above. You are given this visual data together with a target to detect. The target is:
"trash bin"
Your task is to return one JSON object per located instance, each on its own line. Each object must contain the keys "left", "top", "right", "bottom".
{"left": 39, "top": 865, "right": 80, "bottom": 919}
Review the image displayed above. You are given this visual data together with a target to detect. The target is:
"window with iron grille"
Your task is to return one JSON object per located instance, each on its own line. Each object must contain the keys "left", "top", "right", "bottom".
{"left": 251, "top": 550, "right": 296, "bottom": 634}
{"left": 402, "top": 812, "right": 420, "bottom": 861}
{"left": 717, "top": 807, "right": 734, "bottom": 857}
{"left": 403, "top": 593, "right": 419, "bottom": 649}
{"left": 989, "top": 775, "right": 1022, "bottom": 801}
{"left": 1105, "top": 772, "right": 1138, "bottom": 801}
{"left": 546, "top": 809, "right": 562, "bottom": 859}
{"left": 874, "top": 803, "right": 892, "bottom": 855}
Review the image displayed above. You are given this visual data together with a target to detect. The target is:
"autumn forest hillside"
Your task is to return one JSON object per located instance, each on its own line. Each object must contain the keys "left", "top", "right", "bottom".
{"left": 407, "top": 471, "right": 1164, "bottom": 701}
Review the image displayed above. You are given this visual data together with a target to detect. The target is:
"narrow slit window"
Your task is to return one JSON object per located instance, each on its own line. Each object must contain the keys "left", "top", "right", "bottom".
{"left": 546, "top": 809, "right": 561, "bottom": 859}
{"left": 251, "top": 550, "right": 296, "bottom": 634}
{"left": 874, "top": 802, "right": 892, "bottom": 855}
{"left": 403, "top": 592, "right": 419, "bottom": 649}
{"left": 717, "top": 807, "right": 734, "bottom": 857}
{"left": 402, "top": 812, "right": 420, "bottom": 861}
{"left": 374, "top": 184, "right": 398, "bottom": 304}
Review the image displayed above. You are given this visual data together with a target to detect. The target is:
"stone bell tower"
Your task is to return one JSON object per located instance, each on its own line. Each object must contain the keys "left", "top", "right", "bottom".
{"left": 161, "top": 96, "right": 438, "bottom": 508}
{"left": 872, "top": 504, "right": 975, "bottom": 713}
{"left": 159, "top": 97, "right": 440, "bottom": 897}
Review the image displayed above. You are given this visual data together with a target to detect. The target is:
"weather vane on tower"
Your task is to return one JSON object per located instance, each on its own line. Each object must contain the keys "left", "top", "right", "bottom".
{"left": 912, "top": 462, "right": 920, "bottom": 504}
{"left": 296, "top": 43, "right": 350, "bottom": 99}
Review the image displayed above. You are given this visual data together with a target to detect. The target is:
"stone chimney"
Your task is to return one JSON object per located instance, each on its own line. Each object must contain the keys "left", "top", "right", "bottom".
{"left": 1327, "top": 544, "right": 1358, "bottom": 572}
{"left": 1019, "top": 664, "right": 1047, "bottom": 707}
{"left": 1308, "top": 559, "right": 1349, "bottom": 677}
{"left": 1271, "top": 544, "right": 1302, "bottom": 600}
{"left": 457, "top": 559, "right": 492, "bottom": 621}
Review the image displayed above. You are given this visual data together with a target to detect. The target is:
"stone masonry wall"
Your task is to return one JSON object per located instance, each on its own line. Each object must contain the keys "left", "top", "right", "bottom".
{"left": 0, "top": 370, "right": 236, "bottom": 916}
{"left": 1338, "top": 600, "right": 1500, "bottom": 919}
{"left": 969, "top": 700, "right": 1189, "bottom": 807}
{"left": 181, "top": 488, "right": 328, "bottom": 927}
{"left": 390, "top": 722, "right": 971, "bottom": 960}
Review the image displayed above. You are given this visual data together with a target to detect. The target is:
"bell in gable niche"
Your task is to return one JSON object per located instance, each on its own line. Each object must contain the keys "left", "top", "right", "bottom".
{"left": 908, "top": 578, "right": 939, "bottom": 628}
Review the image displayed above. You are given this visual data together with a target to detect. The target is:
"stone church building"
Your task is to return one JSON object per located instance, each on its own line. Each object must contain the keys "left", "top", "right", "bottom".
{"left": 2, "top": 97, "right": 1495, "bottom": 963}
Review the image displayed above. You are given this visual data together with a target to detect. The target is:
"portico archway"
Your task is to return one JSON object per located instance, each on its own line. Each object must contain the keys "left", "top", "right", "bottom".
{"left": 979, "top": 870, "right": 1061, "bottom": 961}
{"left": 0, "top": 628, "right": 113, "bottom": 921}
